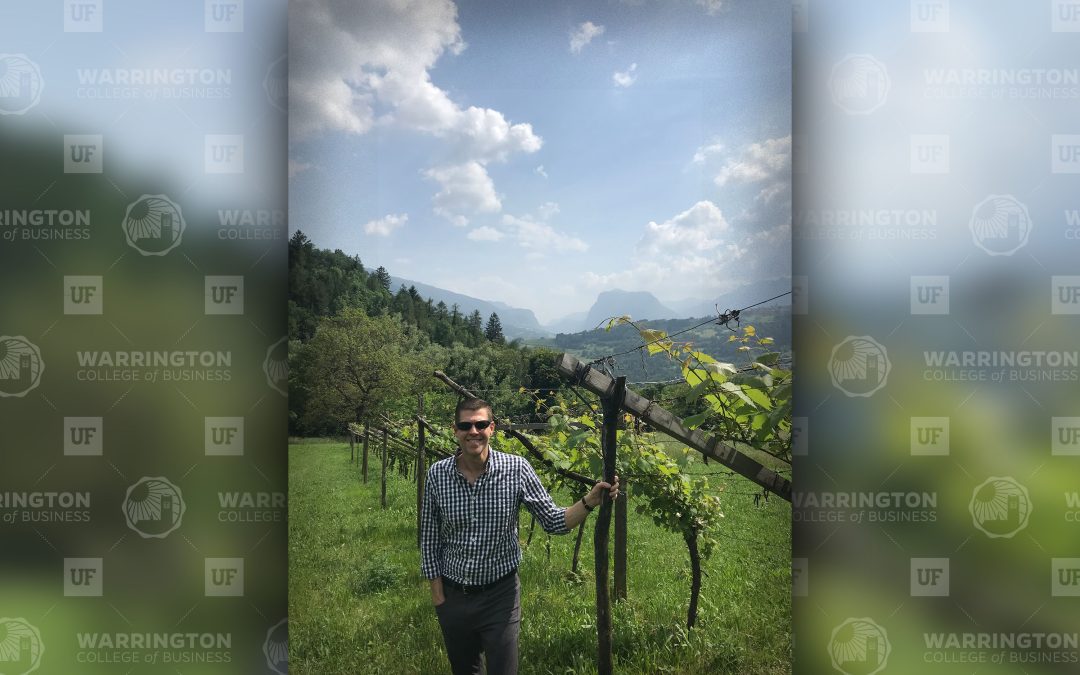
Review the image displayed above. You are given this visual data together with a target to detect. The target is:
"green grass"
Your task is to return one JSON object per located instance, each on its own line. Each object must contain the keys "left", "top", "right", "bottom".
{"left": 289, "top": 439, "right": 791, "bottom": 674}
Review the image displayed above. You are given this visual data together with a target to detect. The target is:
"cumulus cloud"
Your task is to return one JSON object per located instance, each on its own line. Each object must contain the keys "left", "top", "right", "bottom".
{"left": 467, "top": 226, "right": 504, "bottom": 241}
{"left": 502, "top": 214, "right": 588, "bottom": 253}
{"left": 581, "top": 199, "right": 789, "bottom": 299}
{"left": 363, "top": 213, "right": 408, "bottom": 236}
{"left": 424, "top": 162, "right": 502, "bottom": 225}
{"left": 714, "top": 135, "right": 791, "bottom": 187}
{"left": 570, "top": 21, "right": 605, "bottom": 53}
{"left": 613, "top": 63, "right": 638, "bottom": 87}
{"left": 691, "top": 140, "right": 724, "bottom": 164}
{"left": 535, "top": 165, "right": 548, "bottom": 178}
{"left": 536, "top": 201, "right": 560, "bottom": 220}
{"left": 289, "top": 0, "right": 541, "bottom": 163}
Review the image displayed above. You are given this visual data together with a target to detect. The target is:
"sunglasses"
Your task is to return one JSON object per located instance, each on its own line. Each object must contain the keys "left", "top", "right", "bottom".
{"left": 455, "top": 420, "right": 493, "bottom": 432}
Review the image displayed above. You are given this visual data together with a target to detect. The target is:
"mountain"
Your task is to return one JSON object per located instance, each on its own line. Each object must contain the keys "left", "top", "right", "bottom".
{"left": 544, "top": 311, "right": 589, "bottom": 334}
{"left": 389, "top": 276, "right": 551, "bottom": 340}
{"left": 667, "top": 277, "right": 792, "bottom": 319}
{"left": 582, "top": 289, "right": 677, "bottom": 331}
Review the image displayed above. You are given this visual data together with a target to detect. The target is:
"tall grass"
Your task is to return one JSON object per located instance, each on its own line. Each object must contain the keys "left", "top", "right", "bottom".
{"left": 289, "top": 440, "right": 791, "bottom": 674}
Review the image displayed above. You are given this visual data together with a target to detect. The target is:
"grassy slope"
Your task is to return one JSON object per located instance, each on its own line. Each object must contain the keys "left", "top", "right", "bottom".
{"left": 289, "top": 439, "right": 791, "bottom": 674}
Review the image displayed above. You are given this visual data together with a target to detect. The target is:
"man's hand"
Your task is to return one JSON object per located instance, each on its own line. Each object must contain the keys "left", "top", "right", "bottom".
{"left": 584, "top": 474, "right": 620, "bottom": 509}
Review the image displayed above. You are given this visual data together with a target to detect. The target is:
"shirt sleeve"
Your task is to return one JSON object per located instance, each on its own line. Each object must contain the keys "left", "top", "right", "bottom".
{"left": 419, "top": 466, "right": 441, "bottom": 579}
{"left": 519, "top": 458, "right": 570, "bottom": 535}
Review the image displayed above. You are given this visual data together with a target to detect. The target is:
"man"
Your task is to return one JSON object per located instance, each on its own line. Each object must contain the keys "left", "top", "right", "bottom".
{"left": 420, "top": 397, "right": 619, "bottom": 675}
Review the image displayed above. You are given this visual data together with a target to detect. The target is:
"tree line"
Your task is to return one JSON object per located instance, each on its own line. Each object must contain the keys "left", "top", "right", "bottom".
{"left": 288, "top": 231, "right": 562, "bottom": 437}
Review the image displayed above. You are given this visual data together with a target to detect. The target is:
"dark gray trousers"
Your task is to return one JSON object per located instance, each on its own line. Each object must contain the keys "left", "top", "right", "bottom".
{"left": 435, "top": 573, "right": 520, "bottom": 675}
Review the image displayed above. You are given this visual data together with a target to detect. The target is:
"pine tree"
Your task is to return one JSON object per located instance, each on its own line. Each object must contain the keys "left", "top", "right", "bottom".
{"left": 374, "top": 266, "right": 392, "bottom": 292}
{"left": 484, "top": 312, "right": 505, "bottom": 343}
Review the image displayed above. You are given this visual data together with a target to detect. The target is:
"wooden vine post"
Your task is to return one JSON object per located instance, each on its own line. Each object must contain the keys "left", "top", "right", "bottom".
{"left": 362, "top": 426, "right": 370, "bottom": 483}
{"left": 381, "top": 428, "right": 388, "bottom": 509}
{"left": 416, "top": 412, "right": 426, "bottom": 548}
{"left": 614, "top": 474, "right": 627, "bottom": 601}
{"left": 594, "top": 375, "right": 625, "bottom": 675}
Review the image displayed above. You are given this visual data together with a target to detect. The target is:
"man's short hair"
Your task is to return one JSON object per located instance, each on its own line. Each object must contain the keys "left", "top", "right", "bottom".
{"left": 455, "top": 397, "right": 493, "bottom": 423}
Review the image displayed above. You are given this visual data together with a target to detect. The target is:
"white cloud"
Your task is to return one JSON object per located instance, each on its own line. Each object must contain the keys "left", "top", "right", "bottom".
{"left": 613, "top": 63, "right": 638, "bottom": 87}
{"left": 535, "top": 165, "right": 548, "bottom": 178}
{"left": 467, "top": 226, "right": 504, "bottom": 241}
{"left": 502, "top": 214, "right": 588, "bottom": 253}
{"left": 424, "top": 161, "right": 502, "bottom": 225}
{"left": 289, "top": 0, "right": 541, "bottom": 163}
{"left": 580, "top": 199, "right": 789, "bottom": 300}
{"left": 639, "top": 201, "right": 732, "bottom": 257}
{"left": 691, "top": 140, "right": 725, "bottom": 164}
{"left": 537, "top": 201, "right": 560, "bottom": 220}
{"left": 570, "top": 21, "right": 605, "bottom": 54}
{"left": 695, "top": 0, "right": 725, "bottom": 15}
{"left": 363, "top": 213, "right": 408, "bottom": 236}
{"left": 714, "top": 135, "right": 791, "bottom": 187}
{"left": 288, "top": 158, "right": 313, "bottom": 177}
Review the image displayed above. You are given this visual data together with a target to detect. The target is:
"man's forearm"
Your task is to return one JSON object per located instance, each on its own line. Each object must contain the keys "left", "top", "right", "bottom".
{"left": 564, "top": 498, "right": 590, "bottom": 530}
{"left": 429, "top": 576, "right": 445, "bottom": 606}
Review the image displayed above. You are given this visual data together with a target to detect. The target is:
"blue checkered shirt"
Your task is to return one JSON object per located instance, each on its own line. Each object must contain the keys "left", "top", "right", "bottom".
{"left": 420, "top": 448, "right": 569, "bottom": 585}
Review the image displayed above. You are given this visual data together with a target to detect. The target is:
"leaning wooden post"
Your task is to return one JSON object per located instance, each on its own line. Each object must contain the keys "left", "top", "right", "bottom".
{"left": 594, "top": 375, "right": 624, "bottom": 675}
{"left": 614, "top": 474, "right": 627, "bottom": 601}
{"left": 362, "top": 426, "right": 370, "bottom": 484}
{"left": 416, "top": 414, "right": 426, "bottom": 548}
{"left": 381, "top": 428, "right": 388, "bottom": 509}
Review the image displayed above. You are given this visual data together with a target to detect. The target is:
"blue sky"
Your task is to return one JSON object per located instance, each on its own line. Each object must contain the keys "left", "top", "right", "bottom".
{"left": 289, "top": 0, "right": 791, "bottom": 324}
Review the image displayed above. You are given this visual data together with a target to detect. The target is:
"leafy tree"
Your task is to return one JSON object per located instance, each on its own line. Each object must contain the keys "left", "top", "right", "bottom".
{"left": 294, "top": 309, "right": 430, "bottom": 430}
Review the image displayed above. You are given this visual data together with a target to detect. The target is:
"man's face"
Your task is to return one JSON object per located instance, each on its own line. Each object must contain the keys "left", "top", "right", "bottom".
{"left": 454, "top": 407, "right": 494, "bottom": 458}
